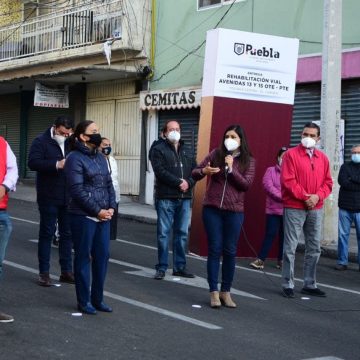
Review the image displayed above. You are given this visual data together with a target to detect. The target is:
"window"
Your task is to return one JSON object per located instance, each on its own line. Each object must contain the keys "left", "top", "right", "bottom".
{"left": 198, "top": 0, "right": 245, "bottom": 10}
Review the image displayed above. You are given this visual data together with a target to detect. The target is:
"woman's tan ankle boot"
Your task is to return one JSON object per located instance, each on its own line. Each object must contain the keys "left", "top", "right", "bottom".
{"left": 210, "top": 291, "right": 221, "bottom": 308}
{"left": 219, "top": 292, "right": 237, "bottom": 308}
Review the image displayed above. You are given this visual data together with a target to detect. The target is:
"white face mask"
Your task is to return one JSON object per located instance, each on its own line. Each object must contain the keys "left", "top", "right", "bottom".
{"left": 301, "top": 137, "right": 316, "bottom": 149}
{"left": 167, "top": 130, "right": 181, "bottom": 143}
{"left": 53, "top": 134, "right": 66, "bottom": 146}
{"left": 224, "top": 138, "right": 239, "bottom": 152}
{"left": 278, "top": 158, "right": 282, "bottom": 166}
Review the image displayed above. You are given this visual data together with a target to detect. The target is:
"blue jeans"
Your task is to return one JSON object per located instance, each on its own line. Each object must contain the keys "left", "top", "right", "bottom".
{"left": 38, "top": 204, "right": 72, "bottom": 274}
{"left": 155, "top": 199, "right": 191, "bottom": 272}
{"left": 337, "top": 208, "right": 360, "bottom": 265}
{"left": 202, "top": 206, "right": 244, "bottom": 292}
{"left": 0, "top": 211, "right": 12, "bottom": 278}
{"left": 70, "top": 215, "right": 110, "bottom": 306}
{"left": 258, "top": 214, "right": 284, "bottom": 261}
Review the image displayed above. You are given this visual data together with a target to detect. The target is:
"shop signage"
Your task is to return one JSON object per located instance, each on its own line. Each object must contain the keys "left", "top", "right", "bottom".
{"left": 140, "top": 87, "right": 201, "bottom": 110}
{"left": 202, "top": 29, "right": 299, "bottom": 105}
{"left": 34, "top": 82, "right": 69, "bottom": 108}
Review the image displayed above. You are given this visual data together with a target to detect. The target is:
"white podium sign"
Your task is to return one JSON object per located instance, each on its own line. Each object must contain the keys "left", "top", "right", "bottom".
{"left": 202, "top": 29, "right": 299, "bottom": 105}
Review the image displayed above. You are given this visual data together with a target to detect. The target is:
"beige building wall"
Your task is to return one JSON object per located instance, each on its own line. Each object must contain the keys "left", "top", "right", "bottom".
{"left": 86, "top": 80, "right": 141, "bottom": 196}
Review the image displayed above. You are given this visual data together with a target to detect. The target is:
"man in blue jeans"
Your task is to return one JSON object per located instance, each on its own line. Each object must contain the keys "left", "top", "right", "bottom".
{"left": 28, "top": 116, "right": 74, "bottom": 286}
{"left": 335, "top": 144, "right": 360, "bottom": 271}
{"left": 150, "top": 120, "right": 197, "bottom": 280}
{"left": 0, "top": 137, "right": 18, "bottom": 323}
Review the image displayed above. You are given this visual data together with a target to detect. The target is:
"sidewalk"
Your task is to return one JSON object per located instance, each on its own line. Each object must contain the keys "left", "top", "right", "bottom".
{"left": 10, "top": 182, "right": 358, "bottom": 263}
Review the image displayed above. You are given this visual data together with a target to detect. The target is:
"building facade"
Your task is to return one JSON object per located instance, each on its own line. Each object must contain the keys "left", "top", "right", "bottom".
{"left": 142, "top": 0, "right": 360, "bottom": 204}
{"left": 0, "top": 0, "right": 151, "bottom": 196}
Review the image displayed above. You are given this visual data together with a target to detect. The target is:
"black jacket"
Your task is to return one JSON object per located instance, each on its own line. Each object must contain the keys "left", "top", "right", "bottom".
{"left": 338, "top": 161, "right": 360, "bottom": 211}
{"left": 150, "top": 139, "right": 196, "bottom": 199}
{"left": 28, "top": 127, "right": 70, "bottom": 206}
{"left": 64, "top": 141, "right": 116, "bottom": 217}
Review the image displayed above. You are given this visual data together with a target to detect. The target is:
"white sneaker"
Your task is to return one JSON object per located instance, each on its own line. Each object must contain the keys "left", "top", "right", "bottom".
{"left": 249, "top": 259, "right": 264, "bottom": 270}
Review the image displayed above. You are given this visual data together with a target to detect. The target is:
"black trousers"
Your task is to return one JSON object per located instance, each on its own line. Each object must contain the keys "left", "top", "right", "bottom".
{"left": 110, "top": 204, "right": 119, "bottom": 240}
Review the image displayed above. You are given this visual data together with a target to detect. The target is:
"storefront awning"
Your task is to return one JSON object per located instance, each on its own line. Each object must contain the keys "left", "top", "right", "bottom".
{"left": 140, "top": 87, "right": 202, "bottom": 110}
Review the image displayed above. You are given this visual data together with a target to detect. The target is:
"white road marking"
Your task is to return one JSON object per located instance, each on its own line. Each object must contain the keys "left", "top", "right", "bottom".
{"left": 3, "top": 259, "right": 222, "bottom": 330}
{"left": 12, "top": 216, "right": 360, "bottom": 297}
{"left": 11, "top": 216, "right": 39, "bottom": 225}
{"left": 115, "top": 239, "right": 360, "bottom": 297}
{"left": 302, "top": 357, "right": 344, "bottom": 360}
{"left": 103, "top": 291, "right": 222, "bottom": 330}
{"left": 109, "top": 258, "right": 265, "bottom": 300}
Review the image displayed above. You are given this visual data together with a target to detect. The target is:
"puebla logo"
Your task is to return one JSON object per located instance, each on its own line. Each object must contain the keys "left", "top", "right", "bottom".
{"left": 234, "top": 42, "right": 280, "bottom": 58}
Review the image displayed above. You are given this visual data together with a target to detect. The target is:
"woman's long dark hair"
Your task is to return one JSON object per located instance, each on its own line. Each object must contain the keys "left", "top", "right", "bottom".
{"left": 68, "top": 120, "right": 94, "bottom": 150}
{"left": 213, "top": 124, "right": 252, "bottom": 171}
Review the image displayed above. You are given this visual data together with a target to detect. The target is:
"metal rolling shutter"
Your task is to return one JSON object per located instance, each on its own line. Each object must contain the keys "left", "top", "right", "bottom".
{"left": 158, "top": 108, "right": 200, "bottom": 159}
{"left": 291, "top": 83, "right": 321, "bottom": 147}
{"left": 292, "top": 80, "right": 360, "bottom": 162}
{"left": 0, "top": 93, "right": 21, "bottom": 161}
{"left": 341, "top": 80, "right": 360, "bottom": 161}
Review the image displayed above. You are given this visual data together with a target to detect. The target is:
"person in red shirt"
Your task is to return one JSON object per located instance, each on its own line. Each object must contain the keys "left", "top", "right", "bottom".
{"left": 280, "top": 122, "right": 333, "bottom": 298}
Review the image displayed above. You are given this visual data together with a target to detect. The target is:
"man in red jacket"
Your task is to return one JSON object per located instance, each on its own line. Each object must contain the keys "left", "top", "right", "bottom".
{"left": 280, "top": 122, "right": 333, "bottom": 298}
{"left": 0, "top": 137, "right": 18, "bottom": 322}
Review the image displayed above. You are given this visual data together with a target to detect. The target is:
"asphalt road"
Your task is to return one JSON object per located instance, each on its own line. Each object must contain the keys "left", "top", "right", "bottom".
{"left": 1, "top": 199, "right": 360, "bottom": 360}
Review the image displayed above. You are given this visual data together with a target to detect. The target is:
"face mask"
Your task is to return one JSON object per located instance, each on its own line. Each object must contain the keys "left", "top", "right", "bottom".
{"left": 224, "top": 138, "right": 239, "bottom": 152}
{"left": 167, "top": 130, "right": 181, "bottom": 143}
{"left": 301, "top": 137, "right": 316, "bottom": 149}
{"left": 85, "top": 133, "right": 102, "bottom": 147}
{"left": 102, "top": 146, "right": 112, "bottom": 156}
{"left": 351, "top": 154, "right": 360, "bottom": 163}
{"left": 53, "top": 134, "right": 66, "bottom": 146}
{"left": 278, "top": 158, "right": 282, "bottom": 166}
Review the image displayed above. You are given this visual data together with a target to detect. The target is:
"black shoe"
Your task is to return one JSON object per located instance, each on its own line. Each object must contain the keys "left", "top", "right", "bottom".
{"left": 77, "top": 303, "right": 97, "bottom": 315}
{"left": 172, "top": 269, "right": 195, "bottom": 278}
{"left": 94, "top": 302, "right": 113, "bottom": 313}
{"left": 59, "top": 272, "right": 75, "bottom": 284}
{"left": 301, "top": 287, "right": 326, "bottom": 297}
{"left": 38, "top": 273, "right": 52, "bottom": 287}
{"left": 282, "top": 288, "right": 295, "bottom": 298}
{"left": 334, "top": 264, "right": 347, "bottom": 271}
{"left": 154, "top": 270, "right": 165, "bottom": 280}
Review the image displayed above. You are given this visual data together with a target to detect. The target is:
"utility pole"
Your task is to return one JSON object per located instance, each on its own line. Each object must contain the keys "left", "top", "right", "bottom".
{"left": 320, "top": 0, "right": 342, "bottom": 245}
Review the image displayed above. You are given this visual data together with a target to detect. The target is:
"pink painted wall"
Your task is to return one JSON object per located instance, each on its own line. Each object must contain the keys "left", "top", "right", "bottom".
{"left": 297, "top": 50, "right": 360, "bottom": 83}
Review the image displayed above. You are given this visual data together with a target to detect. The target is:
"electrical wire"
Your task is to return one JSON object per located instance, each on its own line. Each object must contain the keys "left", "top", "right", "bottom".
{"left": 151, "top": 0, "right": 240, "bottom": 83}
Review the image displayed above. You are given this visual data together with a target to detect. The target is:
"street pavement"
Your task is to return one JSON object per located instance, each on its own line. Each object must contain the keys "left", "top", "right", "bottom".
{"left": 1, "top": 198, "right": 360, "bottom": 360}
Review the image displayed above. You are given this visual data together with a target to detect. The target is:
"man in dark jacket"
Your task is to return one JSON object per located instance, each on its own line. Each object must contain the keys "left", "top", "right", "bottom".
{"left": 28, "top": 115, "right": 74, "bottom": 286}
{"left": 150, "top": 120, "right": 196, "bottom": 280}
{"left": 335, "top": 144, "right": 360, "bottom": 271}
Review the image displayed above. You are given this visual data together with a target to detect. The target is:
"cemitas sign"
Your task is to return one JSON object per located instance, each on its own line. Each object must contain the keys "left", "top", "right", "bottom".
{"left": 202, "top": 29, "right": 299, "bottom": 105}
{"left": 140, "top": 87, "right": 201, "bottom": 110}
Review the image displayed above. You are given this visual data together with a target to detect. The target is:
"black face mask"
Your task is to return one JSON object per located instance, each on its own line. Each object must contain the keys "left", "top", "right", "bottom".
{"left": 84, "top": 133, "right": 102, "bottom": 147}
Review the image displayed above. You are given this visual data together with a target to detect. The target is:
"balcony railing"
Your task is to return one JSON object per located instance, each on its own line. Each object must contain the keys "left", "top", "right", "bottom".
{"left": 0, "top": 0, "right": 123, "bottom": 62}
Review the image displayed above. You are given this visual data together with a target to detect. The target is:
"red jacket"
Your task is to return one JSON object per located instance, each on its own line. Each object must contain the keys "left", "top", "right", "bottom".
{"left": 280, "top": 144, "right": 333, "bottom": 210}
{"left": 0, "top": 137, "right": 9, "bottom": 209}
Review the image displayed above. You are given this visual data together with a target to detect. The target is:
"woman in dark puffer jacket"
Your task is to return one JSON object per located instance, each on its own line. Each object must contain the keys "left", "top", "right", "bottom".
{"left": 65, "top": 120, "right": 116, "bottom": 315}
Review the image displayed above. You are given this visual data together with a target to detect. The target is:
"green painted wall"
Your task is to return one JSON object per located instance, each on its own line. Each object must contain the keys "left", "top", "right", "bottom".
{"left": 151, "top": 0, "right": 360, "bottom": 90}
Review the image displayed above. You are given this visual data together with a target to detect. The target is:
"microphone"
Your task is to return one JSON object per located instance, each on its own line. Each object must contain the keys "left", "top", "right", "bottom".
{"left": 225, "top": 150, "right": 232, "bottom": 173}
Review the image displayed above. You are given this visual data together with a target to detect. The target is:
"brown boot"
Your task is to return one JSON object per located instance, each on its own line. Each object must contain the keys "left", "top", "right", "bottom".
{"left": 210, "top": 291, "right": 221, "bottom": 309}
{"left": 219, "top": 292, "right": 236, "bottom": 308}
